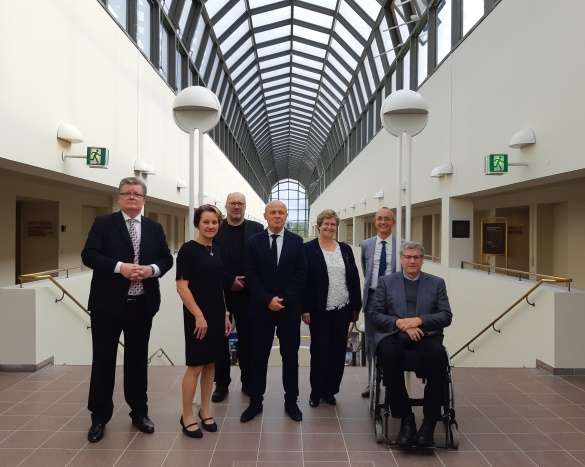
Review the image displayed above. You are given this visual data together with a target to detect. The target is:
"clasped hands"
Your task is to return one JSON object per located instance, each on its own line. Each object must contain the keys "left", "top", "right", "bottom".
{"left": 269, "top": 296, "right": 284, "bottom": 312}
{"left": 121, "top": 263, "right": 153, "bottom": 281}
{"left": 396, "top": 317, "right": 424, "bottom": 341}
{"left": 231, "top": 275, "right": 246, "bottom": 292}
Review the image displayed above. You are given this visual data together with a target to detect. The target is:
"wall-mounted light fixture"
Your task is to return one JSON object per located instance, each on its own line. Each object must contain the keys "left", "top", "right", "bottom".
{"left": 509, "top": 128, "right": 536, "bottom": 148}
{"left": 177, "top": 179, "right": 187, "bottom": 189}
{"left": 214, "top": 197, "right": 222, "bottom": 205}
{"left": 57, "top": 123, "right": 83, "bottom": 144}
{"left": 348, "top": 202, "right": 356, "bottom": 208}
{"left": 430, "top": 162, "right": 454, "bottom": 178}
{"left": 134, "top": 160, "right": 156, "bottom": 174}
{"left": 359, "top": 198, "right": 367, "bottom": 205}
{"left": 373, "top": 191, "right": 384, "bottom": 199}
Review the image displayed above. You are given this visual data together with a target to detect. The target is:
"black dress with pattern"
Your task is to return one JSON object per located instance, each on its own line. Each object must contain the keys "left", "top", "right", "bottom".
{"left": 176, "top": 240, "right": 225, "bottom": 366}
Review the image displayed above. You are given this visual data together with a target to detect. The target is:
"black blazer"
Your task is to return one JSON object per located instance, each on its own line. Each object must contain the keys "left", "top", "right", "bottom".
{"left": 82, "top": 211, "right": 174, "bottom": 317}
{"left": 245, "top": 229, "right": 308, "bottom": 315}
{"left": 303, "top": 238, "right": 362, "bottom": 314}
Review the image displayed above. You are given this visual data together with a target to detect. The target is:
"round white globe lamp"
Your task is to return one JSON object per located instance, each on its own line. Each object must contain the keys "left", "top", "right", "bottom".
{"left": 380, "top": 90, "right": 429, "bottom": 270}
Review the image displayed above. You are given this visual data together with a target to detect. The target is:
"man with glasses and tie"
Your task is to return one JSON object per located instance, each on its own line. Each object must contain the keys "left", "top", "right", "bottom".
{"left": 360, "top": 207, "right": 402, "bottom": 398}
{"left": 211, "top": 192, "right": 263, "bottom": 402}
{"left": 82, "top": 177, "right": 173, "bottom": 443}
{"left": 370, "top": 241, "right": 452, "bottom": 448}
{"left": 240, "top": 200, "right": 307, "bottom": 423}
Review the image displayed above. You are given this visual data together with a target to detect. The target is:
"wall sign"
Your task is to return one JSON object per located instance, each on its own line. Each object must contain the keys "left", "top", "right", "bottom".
{"left": 27, "top": 221, "right": 55, "bottom": 237}
{"left": 452, "top": 220, "right": 470, "bottom": 238}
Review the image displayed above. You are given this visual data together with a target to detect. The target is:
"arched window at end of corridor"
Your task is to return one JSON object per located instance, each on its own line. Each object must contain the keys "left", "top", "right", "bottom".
{"left": 270, "top": 179, "right": 308, "bottom": 238}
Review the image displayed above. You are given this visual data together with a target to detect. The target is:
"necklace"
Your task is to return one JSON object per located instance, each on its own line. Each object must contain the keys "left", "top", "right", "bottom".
{"left": 204, "top": 244, "right": 214, "bottom": 256}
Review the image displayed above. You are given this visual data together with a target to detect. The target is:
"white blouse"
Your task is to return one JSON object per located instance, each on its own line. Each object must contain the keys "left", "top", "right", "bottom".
{"left": 321, "top": 244, "right": 350, "bottom": 311}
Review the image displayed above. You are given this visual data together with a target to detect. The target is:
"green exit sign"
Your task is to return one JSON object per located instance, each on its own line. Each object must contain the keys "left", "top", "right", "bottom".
{"left": 87, "top": 147, "right": 109, "bottom": 169}
{"left": 484, "top": 154, "right": 508, "bottom": 175}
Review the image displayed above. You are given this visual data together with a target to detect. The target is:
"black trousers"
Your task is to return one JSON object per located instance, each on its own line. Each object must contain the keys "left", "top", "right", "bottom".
{"left": 88, "top": 296, "right": 153, "bottom": 424}
{"left": 308, "top": 304, "right": 352, "bottom": 400}
{"left": 214, "top": 292, "right": 252, "bottom": 389}
{"left": 249, "top": 310, "right": 300, "bottom": 406}
{"left": 377, "top": 334, "right": 446, "bottom": 421}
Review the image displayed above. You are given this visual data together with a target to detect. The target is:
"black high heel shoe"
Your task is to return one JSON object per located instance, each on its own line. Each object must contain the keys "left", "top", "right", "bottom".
{"left": 180, "top": 416, "right": 203, "bottom": 438}
{"left": 198, "top": 410, "right": 218, "bottom": 432}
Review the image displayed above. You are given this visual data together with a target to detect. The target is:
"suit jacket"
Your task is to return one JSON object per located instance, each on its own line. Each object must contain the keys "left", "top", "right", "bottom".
{"left": 361, "top": 234, "right": 401, "bottom": 312}
{"left": 370, "top": 271, "right": 453, "bottom": 353}
{"left": 245, "top": 229, "right": 308, "bottom": 315}
{"left": 82, "top": 211, "right": 173, "bottom": 317}
{"left": 302, "top": 238, "right": 362, "bottom": 314}
{"left": 214, "top": 219, "right": 264, "bottom": 291}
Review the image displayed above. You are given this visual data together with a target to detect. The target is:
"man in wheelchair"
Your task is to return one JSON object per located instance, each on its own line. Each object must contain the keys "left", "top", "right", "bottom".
{"left": 369, "top": 241, "right": 452, "bottom": 448}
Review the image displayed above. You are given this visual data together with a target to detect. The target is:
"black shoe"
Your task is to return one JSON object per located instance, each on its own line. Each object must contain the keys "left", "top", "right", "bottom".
{"left": 180, "top": 416, "right": 203, "bottom": 438}
{"left": 361, "top": 386, "right": 370, "bottom": 398}
{"left": 240, "top": 404, "right": 263, "bottom": 423}
{"left": 309, "top": 398, "right": 320, "bottom": 408}
{"left": 132, "top": 415, "right": 155, "bottom": 433}
{"left": 212, "top": 385, "right": 229, "bottom": 402}
{"left": 395, "top": 413, "right": 417, "bottom": 447}
{"left": 323, "top": 395, "right": 337, "bottom": 406}
{"left": 413, "top": 419, "right": 436, "bottom": 447}
{"left": 285, "top": 402, "right": 303, "bottom": 422}
{"left": 198, "top": 410, "right": 218, "bottom": 432}
{"left": 87, "top": 423, "right": 105, "bottom": 443}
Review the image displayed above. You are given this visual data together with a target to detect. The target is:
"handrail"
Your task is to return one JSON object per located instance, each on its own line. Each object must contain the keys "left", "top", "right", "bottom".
{"left": 148, "top": 348, "right": 175, "bottom": 365}
{"left": 451, "top": 277, "right": 572, "bottom": 360}
{"left": 424, "top": 254, "right": 440, "bottom": 263}
{"left": 19, "top": 265, "right": 90, "bottom": 285}
{"left": 17, "top": 272, "right": 174, "bottom": 365}
{"left": 460, "top": 261, "right": 572, "bottom": 290}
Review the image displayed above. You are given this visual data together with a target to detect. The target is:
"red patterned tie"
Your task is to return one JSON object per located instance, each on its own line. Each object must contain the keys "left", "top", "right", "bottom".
{"left": 128, "top": 219, "right": 143, "bottom": 295}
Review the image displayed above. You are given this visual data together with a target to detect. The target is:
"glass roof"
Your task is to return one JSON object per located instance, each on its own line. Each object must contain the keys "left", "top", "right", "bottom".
{"left": 170, "top": 0, "right": 429, "bottom": 190}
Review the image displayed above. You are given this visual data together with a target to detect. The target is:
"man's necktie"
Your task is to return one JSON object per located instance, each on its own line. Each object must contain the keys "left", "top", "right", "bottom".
{"left": 378, "top": 240, "right": 387, "bottom": 277}
{"left": 128, "top": 219, "right": 143, "bottom": 295}
{"left": 271, "top": 234, "right": 279, "bottom": 267}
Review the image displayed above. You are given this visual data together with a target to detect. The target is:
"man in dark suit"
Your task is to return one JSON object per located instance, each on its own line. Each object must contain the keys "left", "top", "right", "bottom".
{"left": 370, "top": 241, "right": 452, "bottom": 448}
{"left": 211, "top": 192, "right": 263, "bottom": 402}
{"left": 81, "top": 177, "right": 173, "bottom": 443}
{"left": 360, "top": 207, "right": 402, "bottom": 398}
{"left": 240, "top": 200, "right": 308, "bottom": 423}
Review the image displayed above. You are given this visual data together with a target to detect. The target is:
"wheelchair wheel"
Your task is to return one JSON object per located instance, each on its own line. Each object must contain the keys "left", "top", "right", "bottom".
{"left": 449, "top": 422, "right": 460, "bottom": 449}
{"left": 375, "top": 418, "right": 384, "bottom": 443}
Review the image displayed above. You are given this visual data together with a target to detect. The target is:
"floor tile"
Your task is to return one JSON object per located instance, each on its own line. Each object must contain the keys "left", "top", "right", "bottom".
{"left": 1, "top": 364, "right": 585, "bottom": 466}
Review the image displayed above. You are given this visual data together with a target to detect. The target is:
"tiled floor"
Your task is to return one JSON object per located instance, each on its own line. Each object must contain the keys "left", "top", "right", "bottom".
{"left": 1, "top": 364, "right": 585, "bottom": 466}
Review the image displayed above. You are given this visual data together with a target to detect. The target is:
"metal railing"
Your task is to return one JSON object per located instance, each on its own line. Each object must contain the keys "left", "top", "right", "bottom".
{"left": 424, "top": 254, "right": 440, "bottom": 263}
{"left": 18, "top": 269, "right": 174, "bottom": 366}
{"left": 460, "top": 261, "right": 571, "bottom": 290}
{"left": 19, "top": 265, "right": 89, "bottom": 285}
{"left": 451, "top": 276, "right": 572, "bottom": 360}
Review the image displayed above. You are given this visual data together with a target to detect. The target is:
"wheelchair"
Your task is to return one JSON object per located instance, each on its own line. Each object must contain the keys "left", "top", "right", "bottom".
{"left": 371, "top": 346, "right": 459, "bottom": 449}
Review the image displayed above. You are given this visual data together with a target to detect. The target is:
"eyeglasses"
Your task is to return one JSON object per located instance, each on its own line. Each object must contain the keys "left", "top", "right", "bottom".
{"left": 227, "top": 202, "right": 245, "bottom": 207}
{"left": 375, "top": 217, "right": 395, "bottom": 222}
{"left": 401, "top": 255, "right": 423, "bottom": 261}
{"left": 119, "top": 192, "right": 145, "bottom": 199}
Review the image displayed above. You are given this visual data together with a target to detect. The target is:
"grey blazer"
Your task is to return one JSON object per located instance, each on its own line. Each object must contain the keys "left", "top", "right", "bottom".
{"left": 360, "top": 235, "right": 399, "bottom": 313}
{"left": 369, "top": 271, "right": 453, "bottom": 354}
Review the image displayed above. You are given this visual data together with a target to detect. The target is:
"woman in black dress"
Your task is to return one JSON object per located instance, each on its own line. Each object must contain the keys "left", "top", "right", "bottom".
{"left": 176, "top": 205, "right": 232, "bottom": 438}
